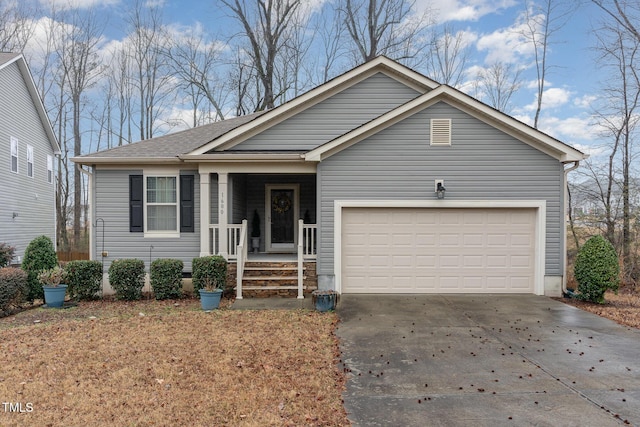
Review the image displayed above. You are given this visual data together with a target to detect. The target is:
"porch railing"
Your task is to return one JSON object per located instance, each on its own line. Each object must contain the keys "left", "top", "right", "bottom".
{"left": 297, "top": 220, "right": 318, "bottom": 299}
{"left": 301, "top": 222, "right": 317, "bottom": 259}
{"left": 235, "top": 219, "right": 248, "bottom": 300}
{"left": 210, "top": 224, "right": 242, "bottom": 259}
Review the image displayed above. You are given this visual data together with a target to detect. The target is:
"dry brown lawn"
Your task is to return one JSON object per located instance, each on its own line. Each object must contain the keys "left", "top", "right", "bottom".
{"left": 556, "top": 287, "right": 640, "bottom": 329}
{"left": 0, "top": 298, "right": 349, "bottom": 427}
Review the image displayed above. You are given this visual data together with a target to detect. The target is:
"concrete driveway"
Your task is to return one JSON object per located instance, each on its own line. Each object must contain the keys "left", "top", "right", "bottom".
{"left": 336, "top": 295, "right": 640, "bottom": 427}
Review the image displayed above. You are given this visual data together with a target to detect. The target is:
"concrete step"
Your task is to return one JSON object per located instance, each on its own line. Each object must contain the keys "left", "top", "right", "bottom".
{"left": 241, "top": 286, "right": 307, "bottom": 291}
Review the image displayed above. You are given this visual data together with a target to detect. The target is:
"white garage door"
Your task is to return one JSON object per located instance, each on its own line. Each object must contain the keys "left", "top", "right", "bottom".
{"left": 341, "top": 207, "right": 536, "bottom": 293}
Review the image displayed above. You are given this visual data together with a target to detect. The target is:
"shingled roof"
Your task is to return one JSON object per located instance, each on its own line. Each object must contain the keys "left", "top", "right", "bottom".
{"left": 74, "top": 111, "right": 267, "bottom": 162}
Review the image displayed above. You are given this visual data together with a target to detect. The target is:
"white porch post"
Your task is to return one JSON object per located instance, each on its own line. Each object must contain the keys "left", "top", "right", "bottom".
{"left": 218, "top": 172, "right": 229, "bottom": 258}
{"left": 199, "top": 171, "right": 210, "bottom": 257}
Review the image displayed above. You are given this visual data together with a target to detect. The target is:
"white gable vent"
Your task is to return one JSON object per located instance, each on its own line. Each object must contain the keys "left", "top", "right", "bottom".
{"left": 430, "top": 118, "right": 451, "bottom": 146}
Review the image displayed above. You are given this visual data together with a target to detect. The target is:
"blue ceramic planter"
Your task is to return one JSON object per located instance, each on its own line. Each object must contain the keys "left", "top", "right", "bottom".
{"left": 43, "top": 285, "right": 68, "bottom": 308}
{"left": 312, "top": 291, "right": 338, "bottom": 312}
{"left": 199, "top": 289, "right": 223, "bottom": 310}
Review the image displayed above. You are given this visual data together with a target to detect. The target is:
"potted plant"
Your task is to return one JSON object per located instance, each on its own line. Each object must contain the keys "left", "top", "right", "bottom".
{"left": 193, "top": 255, "right": 227, "bottom": 311}
{"left": 38, "top": 266, "right": 68, "bottom": 308}
{"left": 312, "top": 289, "right": 338, "bottom": 312}
{"left": 198, "top": 277, "right": 223, "bottom": 311}
{"left": 251, "top": 209, "right": 261, "bottom": 253}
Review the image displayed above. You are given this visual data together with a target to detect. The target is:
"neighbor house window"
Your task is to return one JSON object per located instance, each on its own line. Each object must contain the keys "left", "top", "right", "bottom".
{"left": 47, "top": 155, "right": 53, "bottom": 183}
{"left": 10, "top": 137, "right": 18, "bottom": 173}
{"left": 146, "top": 176, "right": 178, "bottom": 232}
{"left": 27, "top": 145, "right": 34, "bottom": 178}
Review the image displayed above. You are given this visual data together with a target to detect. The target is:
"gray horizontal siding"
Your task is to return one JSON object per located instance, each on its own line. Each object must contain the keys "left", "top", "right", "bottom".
{"left": 318, "top": 101, "right": 564, "bottom": 277}
{"left": 94, "top": 169, "right": 200, "bottom": 272}
{"left": 0, "top": 61, "right": 56, "bottom": 261}
{"left": 233, "top": 73, "right": 422, "bottom": 151}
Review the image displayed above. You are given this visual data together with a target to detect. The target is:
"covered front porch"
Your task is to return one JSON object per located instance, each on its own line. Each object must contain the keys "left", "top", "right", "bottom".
{"left": 197, "top": 170, "right": 317, "bottom": 299}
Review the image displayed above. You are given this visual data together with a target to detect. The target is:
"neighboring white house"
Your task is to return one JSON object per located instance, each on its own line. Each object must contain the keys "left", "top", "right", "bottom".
{"left": 73, "top": 56, "right": 587, "bottom": 298}
{"left": 0, "top": 52, "right": 60, "bottom": 263}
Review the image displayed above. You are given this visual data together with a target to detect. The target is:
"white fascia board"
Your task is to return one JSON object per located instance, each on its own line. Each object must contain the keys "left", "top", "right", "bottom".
{"left": 188, "top": 57, "right": 438, "bottom": 156}
{"left": 305, "top": 86, "right": 586, "bottom": 163}
{"left": 437, "top": 90, "right": 587, "bottom": 162}
{"left": 179, "top": 153, "right": 305, "bottom": 162}
{"left": 333, "top": 199, "right": 547, "bottom": 296}
{"left": 71, "top": 156, "right": 182, "bottom": 165}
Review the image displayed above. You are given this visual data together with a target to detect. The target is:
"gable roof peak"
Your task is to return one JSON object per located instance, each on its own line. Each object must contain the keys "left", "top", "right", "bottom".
{"left": 188, "top": 56, "right": 439, "bottom": 156}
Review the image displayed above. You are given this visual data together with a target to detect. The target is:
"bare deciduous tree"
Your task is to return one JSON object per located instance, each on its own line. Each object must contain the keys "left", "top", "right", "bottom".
{"left": 166, "top": 26, "right": 228, "bottom": 124}
{"left": 55, "top": 8, "right": 105, "bottom": 246}
{"left": 221, "top": 0, "right": 304, "bottom": 111}
{"left": 427, "top": 24, "right": 471, "bottom": 87}
{"left": 473, "top": 62, "right": 523, "bottom": 113}
{"left": 0, "top": 0, "right": 35, "bottom": 52}
{"left": 126, "top": 0, "right": 172, "bottom": 139}
{"left": 520, "top": 0, "right": 575, "bottom": 128}
{"left": 337, "top": 0, "right": 432, "bottom": 66}
{"left": 591, "top": 14, "right": 640, "bottom": 282}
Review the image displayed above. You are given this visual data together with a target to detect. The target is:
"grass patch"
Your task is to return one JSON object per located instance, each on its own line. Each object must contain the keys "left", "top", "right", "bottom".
{"left": 0, "top": 299, "right": 349, "bottom": 426}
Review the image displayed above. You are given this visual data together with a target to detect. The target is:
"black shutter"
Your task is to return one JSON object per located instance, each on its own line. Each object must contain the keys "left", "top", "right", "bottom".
{"left": 180, "top": 175, "right": 195, "bottom": 233}
{"left": 129, "top": 175, "right": 144, "bottom": 232}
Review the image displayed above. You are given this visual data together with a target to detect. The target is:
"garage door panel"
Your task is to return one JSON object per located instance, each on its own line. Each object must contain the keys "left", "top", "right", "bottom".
{"left": 440, "top": 234, "right": 461, "bottom": 246}
{"left": 342, "top": 207, "right": 536, "bottom": 294}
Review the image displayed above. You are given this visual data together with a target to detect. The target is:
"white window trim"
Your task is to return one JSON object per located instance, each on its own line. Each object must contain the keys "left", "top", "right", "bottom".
{"left": 143, "top": 173, "right": 180, "bottom": 238}
{"left": 47, "top": 154, "right": 54, "bottom": 184}
{"left": 27, "top": 145, "right": 34, "bottom": 178}
{"left": 10, "top": 137, "right": 18, "bottom": 173}
{"left": 430, "top": 118, "right": 452, "bottom": 146}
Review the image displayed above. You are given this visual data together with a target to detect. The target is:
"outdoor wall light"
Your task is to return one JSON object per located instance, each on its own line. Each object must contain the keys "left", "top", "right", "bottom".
{"left": 435, "top": 181, "right": 446, "bottom": 199}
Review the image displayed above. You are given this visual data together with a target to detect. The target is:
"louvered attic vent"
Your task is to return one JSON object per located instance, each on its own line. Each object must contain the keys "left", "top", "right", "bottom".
{"left": 430, "top": 118, "right": 452, "bottom": 146}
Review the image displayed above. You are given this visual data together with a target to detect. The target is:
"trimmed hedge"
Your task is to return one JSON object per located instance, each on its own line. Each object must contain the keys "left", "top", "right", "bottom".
{"left": 0, "top": 243, "right": 15, "bottom": 268}
{"left": 574, "top": 235, "right": 620, "bottom": 304}
{"left": 108, "top": 259, "right": 145, "bottom": 301}
{"left": 66, "top": 260, "right": 103, "bottom": 301}
{"left": 150, "top": 258, "right": 183, "bottom": 300}
{"left": 0, "top": 267, "right": 28, "bottom": 312}
{"left": 22, "top": 235, "right": 58, "bottom": 302}
{"left": 192, "top": 256, "right": 227, "bottom": 297}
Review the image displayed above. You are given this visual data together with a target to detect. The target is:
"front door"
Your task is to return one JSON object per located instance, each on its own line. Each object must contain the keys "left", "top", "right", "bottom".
{"left": 266, "top": 184, "right": 299, "bottom": 252}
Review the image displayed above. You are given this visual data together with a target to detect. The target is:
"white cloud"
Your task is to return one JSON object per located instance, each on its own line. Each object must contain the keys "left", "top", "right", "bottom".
{"left": 522, "top": 87, "right": 572, "bottom": 112}
{"left": 39, "top": 0, "right": 119, "bottom": 11}
{"left": 418, "top": 0, "right": 518, "bottom": 23}
{"left": 537, "top": 115, "right": 597, "bottom": 143}
{"left": 574, "top": 94, "right": 597, "bottom": 109}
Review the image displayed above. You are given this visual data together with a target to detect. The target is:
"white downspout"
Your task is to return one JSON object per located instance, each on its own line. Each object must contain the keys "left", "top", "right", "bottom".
{"left": 563, "top": 161, "right": 580, "bottom": 295}
{"left": 77, "top": 164, "right": 94, "bottom": 260}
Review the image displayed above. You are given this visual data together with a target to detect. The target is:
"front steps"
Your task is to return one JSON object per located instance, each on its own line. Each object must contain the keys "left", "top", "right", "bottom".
{"left": 234, "top": 261, "right": 317, "bottom": 298}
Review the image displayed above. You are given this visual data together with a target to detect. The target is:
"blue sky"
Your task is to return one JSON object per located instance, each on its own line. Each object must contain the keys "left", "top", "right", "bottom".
{"left": 26, "top": 0, "right": 610, "bottom": 156}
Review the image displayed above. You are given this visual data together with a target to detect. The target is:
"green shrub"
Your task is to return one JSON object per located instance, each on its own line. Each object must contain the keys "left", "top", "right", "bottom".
{"left": 0, "top": 267, "right": 28, "bottom": 312}
{"left": 150, "top": 258, "right": 183, "bottom": 300}
{"left": 0, "top": 243, "right": 15, "bottom": 268}
{"left": 21, "top": 235, "right": 58, "bottom": 302}
{"left": 65, "top": 260, "right": 103, "bottom": 301}
{"left": 574, "top": 235, "right": 620, "bottom": 304}
{"left": 108, "top": 259, "right": 145, "bottom": 301}
{"left": 192, "top": 256, "right": 227, "bottom": 297}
